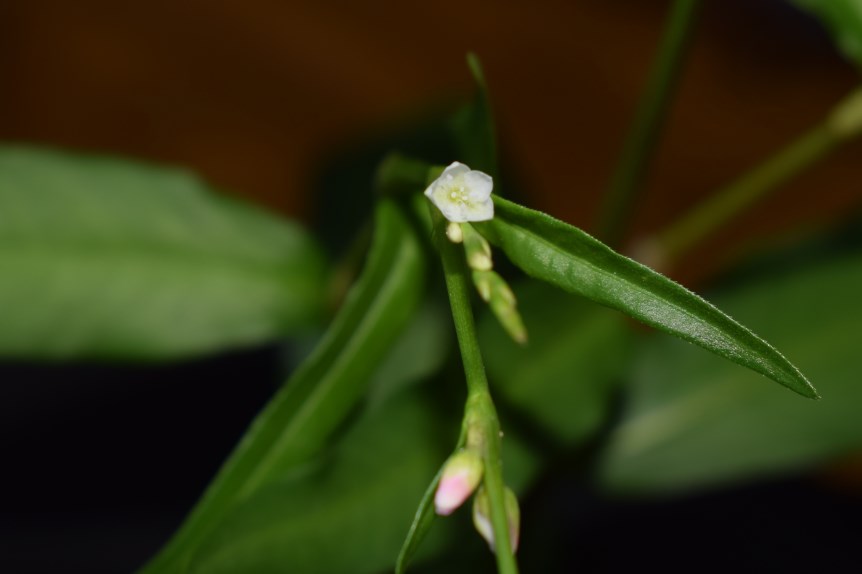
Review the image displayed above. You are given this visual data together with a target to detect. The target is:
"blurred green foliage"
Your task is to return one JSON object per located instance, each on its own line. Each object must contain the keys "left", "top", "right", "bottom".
{"left": 0, "top": 146, "right": 326, "bottom": 360}
{"left": 599, "top": 249, "right": 862, "bottom": 494}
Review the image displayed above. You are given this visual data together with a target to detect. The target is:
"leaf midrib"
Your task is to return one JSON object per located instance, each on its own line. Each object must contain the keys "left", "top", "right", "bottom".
{"left": 498, "top": 217, "right": 741, "bottom": 356}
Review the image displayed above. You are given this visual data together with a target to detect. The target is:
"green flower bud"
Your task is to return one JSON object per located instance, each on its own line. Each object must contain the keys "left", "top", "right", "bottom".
{"left": 472, "top": 270, "right": 528, "bottom": 344}
{"left": 472, "top": 486, "right": 520, "bottom": 553}
{"left": 462, "top": 223, "right": 493, "bottom": 271}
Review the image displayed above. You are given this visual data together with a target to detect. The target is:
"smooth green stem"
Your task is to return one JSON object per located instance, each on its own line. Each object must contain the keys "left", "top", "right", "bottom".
{"left": 434, "top": 207, "right": 518, "bottom": 574}
{"left": 657, "top": 123, "right": 839, "bottom": 261}
{"left": 599, "top": 0, "right": 701, "bottom": 246}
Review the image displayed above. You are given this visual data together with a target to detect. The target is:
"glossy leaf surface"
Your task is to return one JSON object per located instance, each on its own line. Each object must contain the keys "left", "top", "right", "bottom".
{"left": 0, "top": 146, "right": 326, "bottom": 360}
{"left": 474, "top": 197, "right": 816, "bottom": 398}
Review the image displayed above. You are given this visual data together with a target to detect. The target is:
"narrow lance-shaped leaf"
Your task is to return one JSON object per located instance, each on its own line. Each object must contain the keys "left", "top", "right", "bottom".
{"left": 0, "top": 145, "right": 326, "bottom": 360}
{"left": 450, "top": 52, "right": 498, "bottom": 180}
{"left": 473, "top": 197, "right": 817, "bottom": 398}
{"left": 141, "top": 200, "right": 426, "bottom": 574}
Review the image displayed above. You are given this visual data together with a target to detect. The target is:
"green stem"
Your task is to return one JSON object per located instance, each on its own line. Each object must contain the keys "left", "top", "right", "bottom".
{"left": 657, "top": 124, "right": 838, "bottom": 262}
{"left": 434, "top": 207, "right": 518, "bottom": 574}
{"left": 652, "top": 88, "right": 862, "bottom": 264}
{"left": 599, "top": 0, "right": 702, "bottom": 246}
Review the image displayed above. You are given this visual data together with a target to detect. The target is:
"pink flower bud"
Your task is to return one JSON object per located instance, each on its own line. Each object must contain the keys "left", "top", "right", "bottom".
{"left": 434, "top": 450, "right": 484, "bottom": 516}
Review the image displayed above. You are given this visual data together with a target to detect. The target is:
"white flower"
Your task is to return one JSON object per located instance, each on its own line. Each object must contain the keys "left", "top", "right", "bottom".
{"left": 424, "top": 162, "right": 494, "bottom": 223}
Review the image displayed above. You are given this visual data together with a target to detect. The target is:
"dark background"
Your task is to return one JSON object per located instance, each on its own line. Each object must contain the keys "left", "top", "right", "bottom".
{"left": 2, "top": 1, "right": 861, "bottom": 572}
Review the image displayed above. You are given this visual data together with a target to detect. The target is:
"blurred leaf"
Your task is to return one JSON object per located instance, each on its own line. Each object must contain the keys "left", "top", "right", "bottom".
{"left": 368, "top": 298, "right": 451, "bottom": 407}
{"left": 189, "top": 391, "right": 452, "bottom": 574}
{"left": 141, "top": 200, "right": 427, "bottom": 573}
{"left": 450, "top": 53, "right": 497, "bottom": 179}
{"left": 475, "top": 197, "right": 817, "bottom": 398}
{"left": 480, "top": 281, "right": 632, "bottom": 444}
{"left": 791, "top": 0, "right": 862, "bottom": 68}
{"left": 0, "top": 145, "right": 326, "bottom": 360}
{"left": 598, "top": 252, "right": 862, "bottom": 494}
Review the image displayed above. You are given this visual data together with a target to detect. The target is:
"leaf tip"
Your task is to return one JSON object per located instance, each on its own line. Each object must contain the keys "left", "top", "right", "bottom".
{"left": 787, "top": 374, "right": 819, "bottom": 400}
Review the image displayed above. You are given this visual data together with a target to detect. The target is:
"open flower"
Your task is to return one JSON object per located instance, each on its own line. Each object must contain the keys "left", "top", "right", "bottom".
{"left": 424, "top": 162, "right": 494, "bottom": 223}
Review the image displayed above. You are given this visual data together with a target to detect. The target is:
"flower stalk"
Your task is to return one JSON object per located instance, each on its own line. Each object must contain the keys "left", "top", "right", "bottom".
{"left": 432, "top": 204, "right": 519, "bottom": 574}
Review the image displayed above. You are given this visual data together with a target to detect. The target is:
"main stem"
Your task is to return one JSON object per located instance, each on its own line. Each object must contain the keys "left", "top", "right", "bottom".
{"left": 435, "top": 211, "right": 518, "bottom": 574}
{"left": 599, "top": 0, "right": 701, "bottom": 246}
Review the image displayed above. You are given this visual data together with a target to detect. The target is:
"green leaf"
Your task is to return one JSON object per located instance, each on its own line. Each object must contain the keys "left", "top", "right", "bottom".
{"left": 479, "top": 281, "right": 632, "bottom": 444}
{"left": 396, "top": 462, "right": 446, "bottom": 574}
{"left": 0, "top": 145, "right": 326, "bottom": 360}
{"left": 186, "top": 392, "right": 451, "bottom": 574}
{"left": 791, "top": 0, "right": 862, "bottom": 69}
{"left": 598, "top": 252, "right": 862, "bottom": 494}
{"left": 141, "top": 200, "right": 426, "bottom": 573}
{"left": 367, "top": 298, "right": 451, "bottom": 407}
{"left": 450, "top": 53, "right": 497, "bottom": 179}
{"left": 474, "top": 197, "right": 817, "bottom": 398}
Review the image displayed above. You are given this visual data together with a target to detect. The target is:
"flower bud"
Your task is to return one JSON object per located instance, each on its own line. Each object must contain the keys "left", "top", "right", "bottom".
{"left": 472, "top": 270, "right": 527, "bottom": 344}
{"left": 472, "top": 486, "right": 521, "bottom": 553}
{"left": 472, "top": 269, "right": 493, "bottom": 302}
{"left": 446, "top": 222, "right": 464, "bottom": 243}
{"left": 462, "top": 223, "right": 493, "bottom": 271}
{"left": 434, "top": 449, "right": 484, "bottom": 516}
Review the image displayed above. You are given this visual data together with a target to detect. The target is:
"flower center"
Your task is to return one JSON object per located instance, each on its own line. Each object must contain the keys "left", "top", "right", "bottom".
{"left": 448, "top": 185, "right": 470, "bottom": 205}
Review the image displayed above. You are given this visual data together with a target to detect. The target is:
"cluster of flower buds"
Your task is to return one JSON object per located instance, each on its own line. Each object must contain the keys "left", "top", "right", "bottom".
{"left": 433, "top": 445, "right": 521, "bottom": 554}
{"left": 425, "top": 162, "right": 527, "bottom": 345}
{"left": 433, "top": 414, "right": 521, "bottom": 554}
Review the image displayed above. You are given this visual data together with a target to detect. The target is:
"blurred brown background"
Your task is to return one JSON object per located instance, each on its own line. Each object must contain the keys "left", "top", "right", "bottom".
{"left": 2, "top": 0, "right": 860, "bottom": 284}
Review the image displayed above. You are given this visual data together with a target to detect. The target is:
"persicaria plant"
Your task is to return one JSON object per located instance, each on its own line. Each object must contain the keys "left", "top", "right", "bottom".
{"left": 5, "top": 1, "right": 862, "bottom": 572}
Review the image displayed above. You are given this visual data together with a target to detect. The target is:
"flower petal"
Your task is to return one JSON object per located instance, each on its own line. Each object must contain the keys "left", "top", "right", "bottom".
{"left": 464, "top": 171, "right": 493, "bottom": 201}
